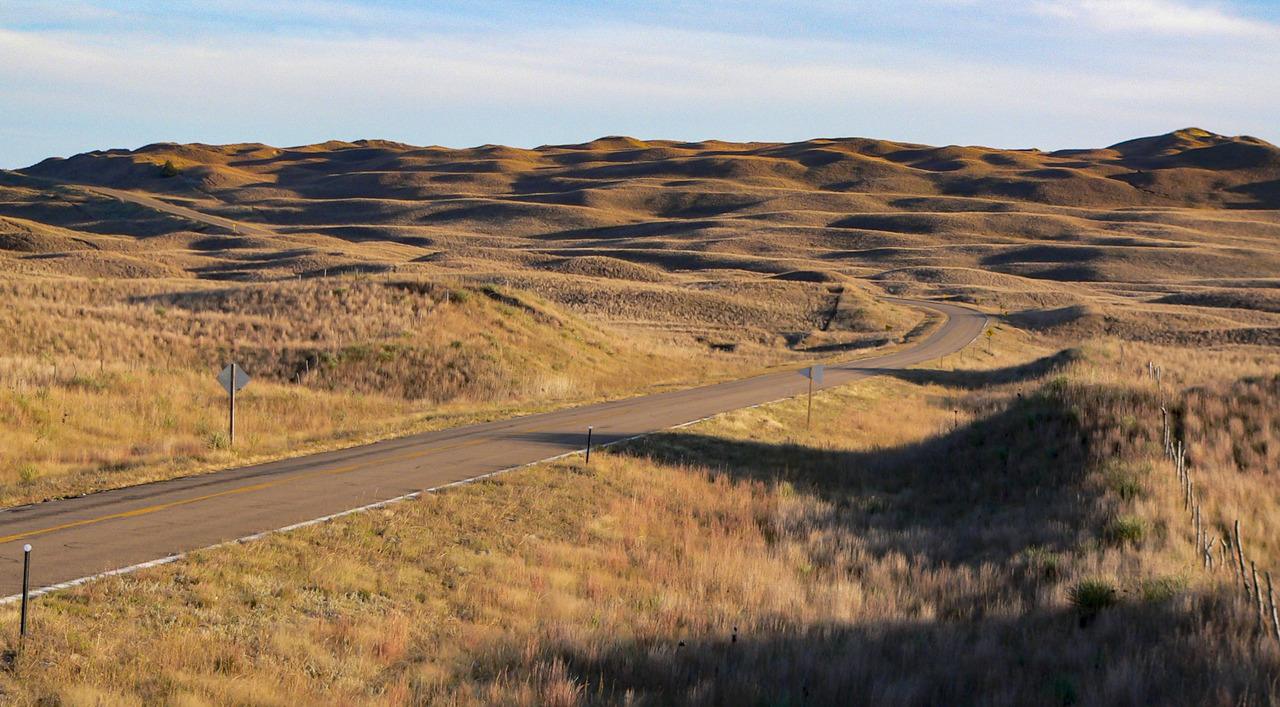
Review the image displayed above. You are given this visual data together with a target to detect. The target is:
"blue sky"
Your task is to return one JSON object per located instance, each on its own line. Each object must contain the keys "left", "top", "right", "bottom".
{"left": 2, "top": 0, "right": 1278, "bottom": 168}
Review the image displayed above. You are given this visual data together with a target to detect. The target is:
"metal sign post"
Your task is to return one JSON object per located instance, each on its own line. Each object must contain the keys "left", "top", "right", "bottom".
{"left": 806, "top": 365, "right": 823, "bottom": 428}
{"left": 217, "top": 363, "right": 251, "bottom": 447}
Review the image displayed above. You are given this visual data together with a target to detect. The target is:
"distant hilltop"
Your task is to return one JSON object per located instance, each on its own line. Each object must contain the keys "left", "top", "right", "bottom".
{"left": 19, "top": 128, "right": 1280, "bottom": 210}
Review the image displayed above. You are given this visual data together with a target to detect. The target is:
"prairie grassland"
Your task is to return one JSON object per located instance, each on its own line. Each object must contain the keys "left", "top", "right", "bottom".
{"left": 2, "top": 325, "right": 1276, "bottom": 705}
{"left": 2, "top": 272, "right": 896, "bottom": 507}
{"left": 2, "top": 129, "right": 1278, "bottom": 704}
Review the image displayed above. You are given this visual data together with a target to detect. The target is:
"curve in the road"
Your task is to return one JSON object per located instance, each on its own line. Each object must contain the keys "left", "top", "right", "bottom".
{"left": 0, "top": 298, "right": 986, "bottom": 600}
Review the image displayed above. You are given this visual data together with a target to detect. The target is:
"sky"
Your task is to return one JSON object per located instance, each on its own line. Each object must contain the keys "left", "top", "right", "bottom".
{"left": 2, "top": 0, "right": 1279, "bottom": 168}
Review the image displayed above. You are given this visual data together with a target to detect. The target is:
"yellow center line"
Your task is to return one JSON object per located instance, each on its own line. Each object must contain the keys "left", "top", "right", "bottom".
{"left": 0, "top": 462, "right": 351, "bottom": 545}
{"left": 0, "top": 423, "right": 568, "bottom": 545}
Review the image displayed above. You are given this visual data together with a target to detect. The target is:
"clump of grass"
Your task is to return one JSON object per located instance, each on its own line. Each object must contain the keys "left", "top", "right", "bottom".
{"left": 1022, "top": 545, "right": 1064, "bottom": 581}
{"left": 1103, "top": 515, "right": 1147, "bottom": 547}
{"left": 1102, "top": 461, "right": 1146, "bottom": 501}
{"left": 16, "top": 462, "right": 38, "bottom": 486}
{"left": 206, "top": 431, "right": 229, "bottom": 450}
{"left": 1139, "top": 576, "right": 1186, "bottom": 603}
{"left": 1069, "top": 578, "right": 1118, "bottom": 614}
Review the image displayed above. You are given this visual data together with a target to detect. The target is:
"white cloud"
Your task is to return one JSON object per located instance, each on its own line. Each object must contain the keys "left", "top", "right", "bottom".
{"left": 1, "top": 10, "right": 1278, "bottom": 165}
{"left": 0, "top": 25, "right": 1205, "bottom": 114}
{"left": 1033, "top": 0, "right": 1277, "bottom": 36}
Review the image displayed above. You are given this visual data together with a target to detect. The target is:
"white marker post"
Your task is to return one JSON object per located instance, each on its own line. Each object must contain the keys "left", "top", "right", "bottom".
{"left": 217, "top": 362, "right": 251, "bottom": 447}
{"left": 20, "top": 543, "right": 30, "bottom": 639}
{"left": 806, "top": 365, "right": 824, "bottom": 429}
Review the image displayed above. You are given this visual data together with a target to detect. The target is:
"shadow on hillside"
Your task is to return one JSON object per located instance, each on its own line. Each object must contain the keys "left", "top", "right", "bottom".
{"left": 483, "top": 593, "right": 1263, "bottom": 705}
{"left": 794, "top": 336, "right": 892, "bottom": 354}
{"left": 610, "top": 389, "right": 1098, "bottom": 571}
{"left": 879, "top": 349, "right": 1081, "bottom": 389}
{"left": 475, "top": 389, "right": 1273, "bottom": 704}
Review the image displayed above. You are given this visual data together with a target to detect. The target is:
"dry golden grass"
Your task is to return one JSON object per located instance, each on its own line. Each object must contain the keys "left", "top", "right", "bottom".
{"left": 3, "top": 270, "right": 888, "bottom": 506}
{"left": 1, "top": 325, "right": 1277, "bottom": 704}
{"left": 0, "top": 129, "right": 1278, "bottom": 703}
{"left": 4, "top": 129, "right": 1278, "bottom": 357}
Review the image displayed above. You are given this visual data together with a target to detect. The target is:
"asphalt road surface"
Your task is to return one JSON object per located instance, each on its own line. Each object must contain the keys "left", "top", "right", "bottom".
{"left": 0, "top": 298, "right": 986, "bottom": 598}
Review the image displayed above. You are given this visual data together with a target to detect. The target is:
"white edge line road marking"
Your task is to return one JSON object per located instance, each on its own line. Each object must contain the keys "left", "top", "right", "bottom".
{"left": 0, "top": 306, "right": 986, "bottom": 605}
{"left": 0, "top": 430, "right": 660, "bottom": 605}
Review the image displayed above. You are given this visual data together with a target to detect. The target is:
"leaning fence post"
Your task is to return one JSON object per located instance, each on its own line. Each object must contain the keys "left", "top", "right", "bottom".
{"left": 1268, "top": 573, "right": 1280, "bottom": 644}
{"left": 1235, "top": 520, "right": 1249, "bottom": 592}
{"left": 1253, "top": 562, "right": 1266, "bottom": 631}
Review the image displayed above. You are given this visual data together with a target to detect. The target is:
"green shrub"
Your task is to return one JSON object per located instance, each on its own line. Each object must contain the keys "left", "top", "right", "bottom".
{"left": 159, "top": 160, "right": 180, "bottom": 178}
{"left": 207, "top": 431, "right": 230, "bottom": 450}
{"left": 17, "top": 463, "right": 39, "bottom": 486}
{"left": 1069, "top": 578, "right": 1118, "bottom": 613}
{"left": 1103, "top": 515, "right": 1146, "bottom": 546}
{"left": 1103, "top": 463, "right": 1145, "bottom": 501}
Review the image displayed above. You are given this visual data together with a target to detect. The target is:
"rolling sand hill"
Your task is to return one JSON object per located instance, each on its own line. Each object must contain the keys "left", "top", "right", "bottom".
{"left": 2, "top": 132, "right": 1280, "bottom": 703}
{"left": 2, "top": 128, "right": 1278, "bottom": 354}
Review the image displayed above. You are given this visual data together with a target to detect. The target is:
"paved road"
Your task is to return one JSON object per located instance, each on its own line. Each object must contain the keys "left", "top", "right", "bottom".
{"left": 0, "top": 298, "right": 986, "bottom": 598}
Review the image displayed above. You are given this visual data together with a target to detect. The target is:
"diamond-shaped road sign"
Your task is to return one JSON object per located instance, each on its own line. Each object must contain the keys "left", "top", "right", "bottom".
{"left": 806, "top": 364, "right": 824, "bottom": 385}
{"left": 217, "top": 363, "right": 251, "bottom": 394}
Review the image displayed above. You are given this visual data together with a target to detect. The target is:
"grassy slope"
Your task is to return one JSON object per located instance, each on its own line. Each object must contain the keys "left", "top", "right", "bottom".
{"left": 0, "top": 129, "right": 1278, "bottom": 703}
{"left": 2, "top": 327, "right": 1276, "bottom": 705}
{"left": 3, "top": 274, "right": 882, "bottom": 507}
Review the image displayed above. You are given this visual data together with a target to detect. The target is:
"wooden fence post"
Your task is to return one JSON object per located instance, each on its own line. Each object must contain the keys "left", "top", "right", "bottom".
{"left": 1268, "top": 572, "right": 1280, "bottom": 644}
{"left": 1194, "top": 506, "right": 1201, "bottom": 551}
{"left": 1235, "top": 520, "right": 1248, "bottom": 592}
{"left": 1254, "top": 562, "right": 1266, "bottom": 631}
{"left": 1161, "top": 406, "right": 1168, "bottom": 452}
